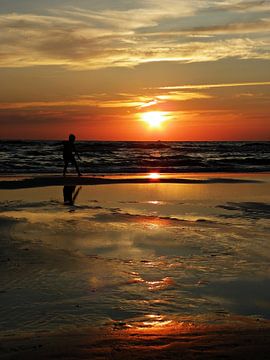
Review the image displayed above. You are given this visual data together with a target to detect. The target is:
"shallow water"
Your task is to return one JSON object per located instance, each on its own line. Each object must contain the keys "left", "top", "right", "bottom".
{"left": 0, "top": 176, "right": 270, "bottom": 335}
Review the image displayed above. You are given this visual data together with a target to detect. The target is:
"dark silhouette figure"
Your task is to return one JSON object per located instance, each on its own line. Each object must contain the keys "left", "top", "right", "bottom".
{"left": 63, "top": 185, "right": 81, "bottom": 205}
{"left": 63, "top": 134, "right": 82, "bottom": 176}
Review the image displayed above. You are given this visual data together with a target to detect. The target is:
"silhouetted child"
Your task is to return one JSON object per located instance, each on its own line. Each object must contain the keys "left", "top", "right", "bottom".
{"left": 63, "top": 134, "right": 82, "bottom": 176}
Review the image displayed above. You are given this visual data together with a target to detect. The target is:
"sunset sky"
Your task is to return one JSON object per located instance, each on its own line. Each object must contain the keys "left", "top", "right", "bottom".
{"left": 0, "top": 0, "right": 269, "bottom": 140}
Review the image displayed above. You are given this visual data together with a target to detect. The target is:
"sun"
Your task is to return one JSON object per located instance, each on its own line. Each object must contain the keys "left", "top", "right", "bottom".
{"left": 141, "top": 111, "right": 166, "bottom": 128}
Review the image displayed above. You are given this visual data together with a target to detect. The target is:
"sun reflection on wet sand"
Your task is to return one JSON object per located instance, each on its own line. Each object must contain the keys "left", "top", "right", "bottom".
{"left": 127, "top": 274, "right": 174, "bottom": 291}
{"left": 2, "top": 318, "right": 270, "bottom": 359}
{"left": 136, "top": 216, "right": 171, "bottom": 228}
{"left": 106, "top": 315, "right": 270, "bottom": 360}
{"left": 111, "top": 314, "right": 181, "bottom": 332}
{"left": 138, "top": 315, "right": 174, "bottom": 329}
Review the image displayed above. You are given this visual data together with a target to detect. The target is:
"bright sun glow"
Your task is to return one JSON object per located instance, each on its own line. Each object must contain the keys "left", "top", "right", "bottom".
{"left": 141, "top": 111, "right": 166, "bottom": 128}
{"left": 148, "top": 172, "right": 160, "bottom": 179}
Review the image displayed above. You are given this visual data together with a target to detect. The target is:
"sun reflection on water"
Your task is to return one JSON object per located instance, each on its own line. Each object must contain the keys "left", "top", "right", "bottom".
{"left": 148, "top": 172, "right": 160, "bottom": 180}
{"left": 147, "top": 200, "right": 161, "bottom": 205}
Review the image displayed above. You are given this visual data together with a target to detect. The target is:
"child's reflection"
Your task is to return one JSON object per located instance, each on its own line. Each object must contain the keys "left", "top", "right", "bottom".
{"left": 63, "top": 185, "right": 82, "bottom": 205}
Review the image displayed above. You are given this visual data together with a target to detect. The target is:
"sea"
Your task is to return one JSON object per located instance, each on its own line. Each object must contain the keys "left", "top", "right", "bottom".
{"left": 0, "top": 140, "right": 270, "bottom": 174}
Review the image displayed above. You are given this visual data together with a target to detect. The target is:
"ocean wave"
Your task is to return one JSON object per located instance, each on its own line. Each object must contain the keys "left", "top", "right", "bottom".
{"left": 0, "top": 141, "right": 269, "bottom": 174}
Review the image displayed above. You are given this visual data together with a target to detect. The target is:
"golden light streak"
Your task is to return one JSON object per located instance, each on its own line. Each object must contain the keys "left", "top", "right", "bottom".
{"left": 157, "top": 92, "right": 211, "bottom": 101}
{"left": 0, "top": 99, "right": 144, "bottom": 110}
{"left": 156, "top": 81, "right": 270, "bottom": 91}
{"left": 139, "top": 99, "right": 159, "bottom": 108}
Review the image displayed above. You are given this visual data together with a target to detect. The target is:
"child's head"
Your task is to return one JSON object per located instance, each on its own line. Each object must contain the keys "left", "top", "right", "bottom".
{"left": 69, "top": 134, "right": 76, "bottom": 142}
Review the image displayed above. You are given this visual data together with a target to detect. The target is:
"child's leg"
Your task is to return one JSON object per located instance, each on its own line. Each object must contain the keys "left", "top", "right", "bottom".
{"left": 74, "top": 158, "right": 82, "bottom": 176}
{"left": 63, "top": 160, "right": 69, "bottom": 176}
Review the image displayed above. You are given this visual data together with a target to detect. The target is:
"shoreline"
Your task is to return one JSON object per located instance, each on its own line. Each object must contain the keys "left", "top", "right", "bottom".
{"left": 0, "top": 172, "right": 268, "bottom": 189}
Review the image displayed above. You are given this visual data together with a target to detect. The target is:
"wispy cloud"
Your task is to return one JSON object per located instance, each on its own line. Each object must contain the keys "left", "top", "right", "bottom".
{"left": 0, "top": 98, "right": 141, "bottom": 110}
{"left": 209, "top": 0, "right": 270, "bottom": 12}
{"left": 156, "top": 81, "right": 270, "bottom": 90}
{"left": 0, "top": 1, "right": 269, "bottom": 69}
{"left": 161, "top": 18, "right": 270, "bottom": 35}
{"left": 0, "top": 89, "right": 212, "bottom": 111}
{"left": 156, "top": 92, "right": 212, "bottom": 101}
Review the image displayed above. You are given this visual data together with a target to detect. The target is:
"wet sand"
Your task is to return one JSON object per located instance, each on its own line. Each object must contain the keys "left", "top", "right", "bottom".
{"left": 0, "top": 173, "right": 270, "bottom": 359}
{"left": 1, "top": 320, "right": 270, "bottom": 360}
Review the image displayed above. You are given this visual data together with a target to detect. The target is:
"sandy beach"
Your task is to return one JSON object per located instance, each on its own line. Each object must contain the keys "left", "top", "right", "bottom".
{"left": 0, "top": 173, "right": 270, "bottom": 359}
